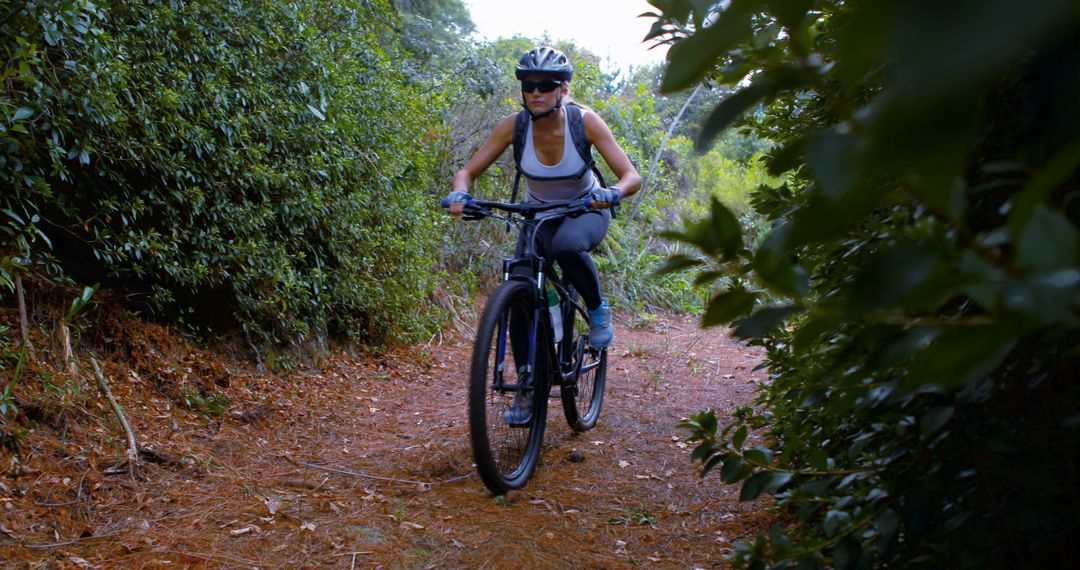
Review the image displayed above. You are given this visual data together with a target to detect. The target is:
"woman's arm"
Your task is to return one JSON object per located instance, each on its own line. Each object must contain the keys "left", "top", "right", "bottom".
{"left": 447, "top": 114, "right": 516, "bottom": 216}
{"left": 583, "top": 110, "right": 642, "bottom": 199}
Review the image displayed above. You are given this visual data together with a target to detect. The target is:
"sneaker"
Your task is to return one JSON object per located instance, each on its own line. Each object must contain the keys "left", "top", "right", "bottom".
{"left": 503, "top": 391, "right": 533, "bottom": 425}
{"left": 588, "top": 299, "right": 614, "bottom": 348}
{"left": 503, "top": 366, "right": 533, "bottom": 426}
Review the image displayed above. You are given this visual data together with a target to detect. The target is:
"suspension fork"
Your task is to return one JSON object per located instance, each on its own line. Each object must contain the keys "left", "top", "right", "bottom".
{"left": 493, "top": 257, "right": 548, "bottom": 392}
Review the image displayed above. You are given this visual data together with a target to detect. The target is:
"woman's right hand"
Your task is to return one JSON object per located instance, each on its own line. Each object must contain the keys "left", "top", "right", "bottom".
{"left": 445, "top": 190, "right": 472, "bottom": 217}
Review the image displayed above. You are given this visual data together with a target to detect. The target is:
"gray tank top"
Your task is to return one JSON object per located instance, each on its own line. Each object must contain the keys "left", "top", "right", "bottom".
{"left": 520, "top": 109, "right": 600, "bottom": 210}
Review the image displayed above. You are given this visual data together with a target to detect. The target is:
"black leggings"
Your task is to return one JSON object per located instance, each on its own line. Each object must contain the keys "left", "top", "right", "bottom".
{"left": 516, "top": 209, "right": 611, "bottom": 310}
{"left": 509, "top": 209, "right": 610, "bottom": 373}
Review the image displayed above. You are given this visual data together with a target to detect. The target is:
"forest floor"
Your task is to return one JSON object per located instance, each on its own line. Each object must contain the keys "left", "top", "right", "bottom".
{"left": 1, "top": 305, "right": 771, "bottom": 569}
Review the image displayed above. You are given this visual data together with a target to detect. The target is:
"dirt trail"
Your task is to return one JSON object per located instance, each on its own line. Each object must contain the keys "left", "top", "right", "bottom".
{"left": 1, "top": 312, "right": 770, "bottom": 568}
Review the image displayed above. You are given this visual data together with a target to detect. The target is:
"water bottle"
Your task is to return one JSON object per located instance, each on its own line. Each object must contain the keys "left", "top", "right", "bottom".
{"left": 546, "top": 289, "right": 563, "bottom": 343}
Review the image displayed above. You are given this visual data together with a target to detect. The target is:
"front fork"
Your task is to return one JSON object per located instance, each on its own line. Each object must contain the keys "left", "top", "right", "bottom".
{"left": 493, "top": 257, "right": 548, "bottom": 393}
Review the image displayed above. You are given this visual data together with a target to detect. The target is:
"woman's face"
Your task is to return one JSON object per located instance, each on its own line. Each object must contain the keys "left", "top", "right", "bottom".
{"left": 521, "top": 73, "right": 567, "bottom": 115}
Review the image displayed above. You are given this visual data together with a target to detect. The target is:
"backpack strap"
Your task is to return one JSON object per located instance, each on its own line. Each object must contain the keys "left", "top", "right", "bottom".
{"left": 511, "top": 110, "right": 530, "bottom": 179}
{"left": 566, "top": 103, "right": 608, "bottom": 188}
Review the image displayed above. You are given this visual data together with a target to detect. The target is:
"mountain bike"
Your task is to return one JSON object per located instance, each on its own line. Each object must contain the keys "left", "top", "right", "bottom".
{"left": 441, "top": 197, "right": 609, "bottom": 494}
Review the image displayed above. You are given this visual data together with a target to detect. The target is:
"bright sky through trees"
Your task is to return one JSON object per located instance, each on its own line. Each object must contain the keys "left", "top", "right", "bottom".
{"left": 462, "top": 0, "right": 669, "bottom": 74}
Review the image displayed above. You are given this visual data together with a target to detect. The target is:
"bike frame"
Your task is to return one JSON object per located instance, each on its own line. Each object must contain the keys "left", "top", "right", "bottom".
{"left": 444, "top": 197, "right": 604, "bottom": 393}
{"left": 498, "top": 215, "right": 597, "bottom": 390}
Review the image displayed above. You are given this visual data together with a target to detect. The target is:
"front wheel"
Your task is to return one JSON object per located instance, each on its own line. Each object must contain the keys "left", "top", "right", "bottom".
{"left": 560, "top": 300, "right": 607, "bottom": 432}
{"left": 468, "top": 280, "right": 549, "bottom": 494}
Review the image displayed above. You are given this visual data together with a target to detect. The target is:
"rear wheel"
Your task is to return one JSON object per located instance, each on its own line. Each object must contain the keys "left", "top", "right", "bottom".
{"left": 560, "top": 298, "right": 607, "bottom": 432}
{"left": 468, "top": 280, "right": 549, "bottom": 494}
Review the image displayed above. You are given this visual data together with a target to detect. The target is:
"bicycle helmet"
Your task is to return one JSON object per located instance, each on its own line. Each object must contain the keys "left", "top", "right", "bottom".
{"left": 515, "top": 46, "right": 573, "bottom": 81}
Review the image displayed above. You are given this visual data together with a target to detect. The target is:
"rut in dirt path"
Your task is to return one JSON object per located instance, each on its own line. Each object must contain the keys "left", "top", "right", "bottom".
{"left": 1, "top": 313, "right": 771, "bottom": 569}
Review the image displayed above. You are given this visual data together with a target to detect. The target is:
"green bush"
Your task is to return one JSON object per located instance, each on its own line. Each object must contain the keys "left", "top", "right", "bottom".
{"left": 2, "top": 0, "right": 446, "bottom": 345}
{"left": 651, "top": 0, "right": 1080, "bottom": 567}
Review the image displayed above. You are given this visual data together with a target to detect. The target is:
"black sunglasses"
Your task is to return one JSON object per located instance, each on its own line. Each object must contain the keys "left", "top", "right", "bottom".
{"left": 521, "top": 79, "right": 563, "bottom": 93}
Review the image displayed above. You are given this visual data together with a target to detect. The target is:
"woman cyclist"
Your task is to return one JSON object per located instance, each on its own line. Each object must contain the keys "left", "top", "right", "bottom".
{"left": 446, "top": 46, "right": 641, "bottom": 354}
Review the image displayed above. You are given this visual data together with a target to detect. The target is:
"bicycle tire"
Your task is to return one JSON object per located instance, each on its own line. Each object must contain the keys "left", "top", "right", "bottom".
{"left": 560, "top": 296, "right": 607, "bottom": 432}
{"left": 469, "top": 279, "right": 550, "bottom": 494}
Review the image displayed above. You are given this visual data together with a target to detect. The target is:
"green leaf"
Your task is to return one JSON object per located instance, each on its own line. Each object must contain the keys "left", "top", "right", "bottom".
{"left": 805, "top": 131, "right": 864, "bottom": 200}
{"left": 751, "top": 224, "right": 810, "bottom": 297}
{"left": 808, "top": 449, "right": 829, "bottom": 471}
{"left": 785, "top": 191, "right": 881, "bottom": 248}
{"left": 660, "top": 0, "right": 761, "bottom": 93}
{"left": 692, "top": 441, "right": 720, "bottom": 462}
{"left": 658, "top": 197, "right": 742, "bottom": 258}
{"left": 900, "top": 493, "right": 934, "bottom": 540}
{"left": 696, "top": 80, "right": 770, "bottom": 151}
{"left": 306, "top": 104, "right": 326, "bottom": 120}
{"left": 905, "top": 325, "right": 1019, "bottom": 388}
{"left": 654, "top": 254, "right": 704, "bottom": 276}
{"left": 791, "top": 313, "right": 842, "bottom": 354}
{"left": 702, "top": 290, "right": 757, "bottom": 327}
{"left": 848, "top": 244, "right": 945, "bottom": 315}
{"left": 743, "top": 446, "right": 773, "bottom": 465}
{"left": 763, "top": 137, "right": 806, "bottom": 176}
{"left": 766, "top": 0, "right": 813, "bottom": 27}
{"left": 739, "top": 471, "right": 791, "bottom": 501}
{"left": 1014, "top": 206, "right": 1079, "bottom": 271}
{"left": 920, "top": 406, "right": 954, "bottom": 438}
{"left": 732, "top": 424, "right": 748, "bottom": 449}
{"left": 891, "top": 0, "right": 1080, "bottom": 110}
{"left": 824, "top": 510, "right": 853, "bottom": 537}
{"left": 733, "top": 305, "right": 802, "bottom": 339}
{"left": 874, "top": 509, "right": 900, "bottom": 554}
{"left": 692, "top": 270, "right": 726, "bottom": 286}
{"left": 721, "top": 456, "right": 750, "bottom": 483}
{"left": 906, "top": 136, "right": 968, "bottom": 221}
{"left": 696, "top": 68, "right": 804, "bottom": 151}
{"left": 1008, "top": 141, "right": 1080, "bottom": 234}
{"left": 12, "top": 108, "right": 34, "bottom": 122}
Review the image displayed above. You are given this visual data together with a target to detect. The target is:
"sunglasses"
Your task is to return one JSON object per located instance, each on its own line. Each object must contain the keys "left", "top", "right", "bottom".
{"left": 521, "top": 79, "right": 563, "bottom": 93}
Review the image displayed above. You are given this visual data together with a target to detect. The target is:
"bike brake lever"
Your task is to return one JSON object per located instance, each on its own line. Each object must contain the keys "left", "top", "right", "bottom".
{"left": 462, "top": 206, "right": 490, "bottom": 220}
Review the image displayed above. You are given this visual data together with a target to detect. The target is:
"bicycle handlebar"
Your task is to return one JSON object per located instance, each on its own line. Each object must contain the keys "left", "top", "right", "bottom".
{"left": 440, "top": 196, "right": 597, "bottom": 217}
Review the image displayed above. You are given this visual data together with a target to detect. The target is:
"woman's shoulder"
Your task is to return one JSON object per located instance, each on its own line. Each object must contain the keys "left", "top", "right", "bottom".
{"left": 579, "top": 106, "right": 610, "bottom": 133}
{"left": 496, "top": 112, "right": 521, "bottom": 126}
{"left": 566, "top": 101, "right": 595, "bottom": 115}
{"left": 489, "top": 113, "right": 520, "bottom": 143}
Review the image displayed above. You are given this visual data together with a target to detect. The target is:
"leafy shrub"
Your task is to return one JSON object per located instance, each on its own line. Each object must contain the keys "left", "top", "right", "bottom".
{"left": 1, "top": 0, "right": 446, "bottom": 345}
{"left": 650, "top": 0, "right": 1080, "bottom": 567}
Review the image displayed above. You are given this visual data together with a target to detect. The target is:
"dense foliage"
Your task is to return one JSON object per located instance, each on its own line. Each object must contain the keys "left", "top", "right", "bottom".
{"left": 651, "top": 0, "right": 1080, "bottom": 567}
{"left": 2, "top": 0, "right": 445, "bottom": 345}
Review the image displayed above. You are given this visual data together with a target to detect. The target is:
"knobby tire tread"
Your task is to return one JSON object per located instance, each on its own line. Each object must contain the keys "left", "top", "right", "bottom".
{"left": 468, "top": 280, "right": 549, "bottom": 494}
